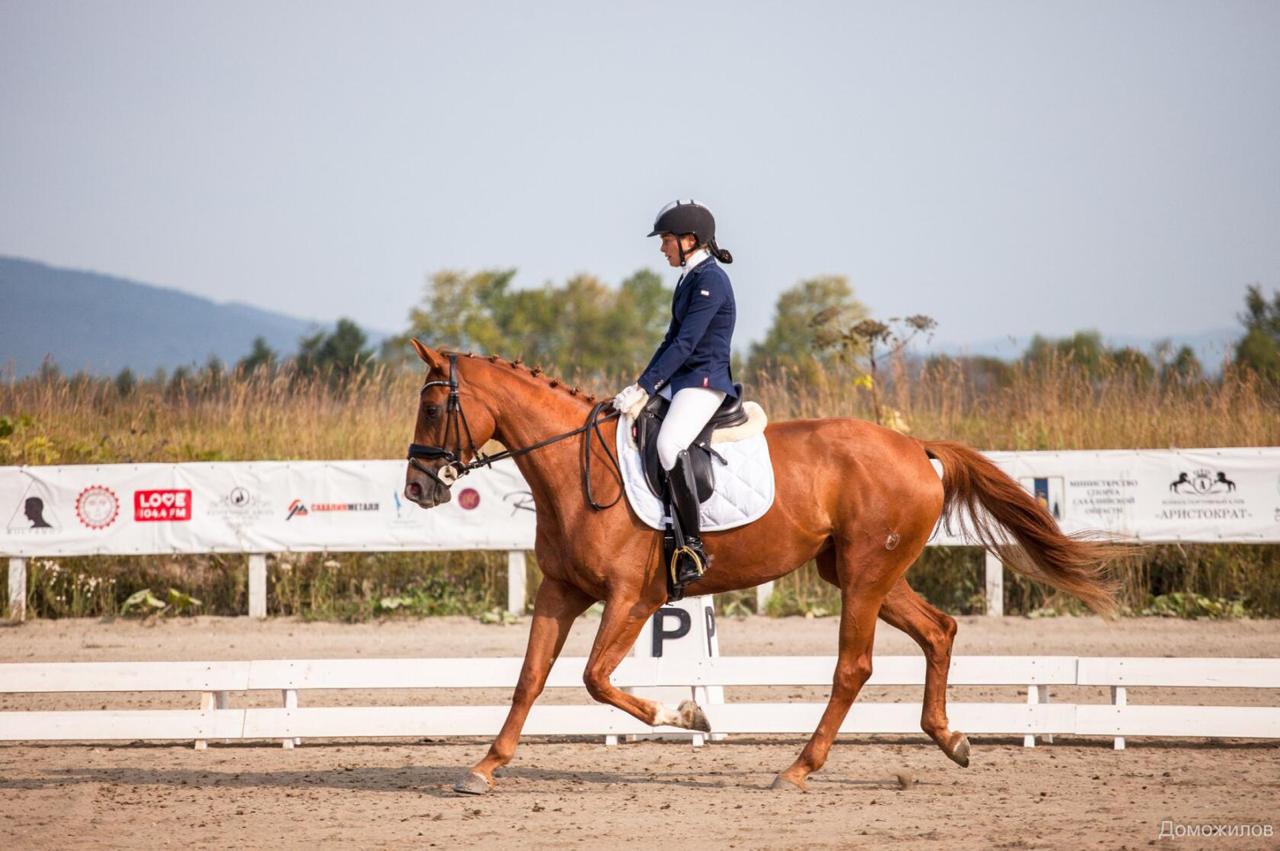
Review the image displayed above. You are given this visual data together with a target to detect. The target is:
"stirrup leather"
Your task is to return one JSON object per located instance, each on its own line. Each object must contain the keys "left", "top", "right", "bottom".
{"left": 665, "top": 448, "right": 708, "bottom": 593}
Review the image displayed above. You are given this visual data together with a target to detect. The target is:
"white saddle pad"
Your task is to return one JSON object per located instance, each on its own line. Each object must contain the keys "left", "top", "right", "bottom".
{"left": 615, "top": 413, "right": 776, "bottom": 532}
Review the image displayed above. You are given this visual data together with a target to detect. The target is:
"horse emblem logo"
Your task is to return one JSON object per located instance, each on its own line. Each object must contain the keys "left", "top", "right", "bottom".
{"left": 1168, "top": 468, "right": 1236, "bottom": 495}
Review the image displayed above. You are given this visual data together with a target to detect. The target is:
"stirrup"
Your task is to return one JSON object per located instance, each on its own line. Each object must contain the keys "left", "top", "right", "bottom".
{"left": 669, "top": 541, "right": 707, "bottom": 588}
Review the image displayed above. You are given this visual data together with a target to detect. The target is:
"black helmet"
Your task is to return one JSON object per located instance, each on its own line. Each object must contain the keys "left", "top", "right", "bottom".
{"left": 647, "top": 199, "right": 716, "bottom": 243}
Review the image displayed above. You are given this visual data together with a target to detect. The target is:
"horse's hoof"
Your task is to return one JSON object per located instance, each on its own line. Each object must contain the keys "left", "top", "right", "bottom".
{"left": 452, "top": 771, "right": 492, "bottom": 795}
{"left": 947, "top": 732, "right": 971, "bottom": 768}
{"left": 769, "top": 774, "right": 806, "bottom": 792}
{"left": 677, "top": 699, "right": 712, "bottom": 733}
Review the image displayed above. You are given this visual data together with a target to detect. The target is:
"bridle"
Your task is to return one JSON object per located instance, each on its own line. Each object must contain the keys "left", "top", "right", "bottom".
{"left": 406, "top": 353, "right": 624, "bottom": 510}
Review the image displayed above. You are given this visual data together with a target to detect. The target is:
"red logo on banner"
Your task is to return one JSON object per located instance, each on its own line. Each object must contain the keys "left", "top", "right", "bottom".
{"left": 76, "top": 485, "right": 119, "bottom": 529}
{"left": 458, "top": 488, "right": 481, "bottom": 510}
{"left": 134, "top": 489, "right": 193, "bottom": 522}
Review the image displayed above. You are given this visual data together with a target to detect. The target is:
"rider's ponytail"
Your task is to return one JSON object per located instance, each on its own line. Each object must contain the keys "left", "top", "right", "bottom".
{"left": 707, "top": 238, "right": 734, "bottom": 264}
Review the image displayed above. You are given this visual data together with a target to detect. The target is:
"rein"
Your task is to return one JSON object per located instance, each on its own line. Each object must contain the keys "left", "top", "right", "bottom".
{"left": 406, "top": 354, "right": 624, "bottom": 510}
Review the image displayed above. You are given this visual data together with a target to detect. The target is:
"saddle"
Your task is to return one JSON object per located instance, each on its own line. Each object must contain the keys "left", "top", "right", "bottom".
{"left": 632, "top": 383, "right": 750, "bottom": 504}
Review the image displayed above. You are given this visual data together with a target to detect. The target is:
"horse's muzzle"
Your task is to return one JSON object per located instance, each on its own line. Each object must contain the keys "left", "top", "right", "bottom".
{"left": 404, "top": 469, "right": 452, "bottom": 508}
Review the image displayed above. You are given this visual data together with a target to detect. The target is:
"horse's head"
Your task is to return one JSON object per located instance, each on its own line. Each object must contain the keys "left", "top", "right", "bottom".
{"left": 403, "top": 340, "right": 498, "bottom": 509}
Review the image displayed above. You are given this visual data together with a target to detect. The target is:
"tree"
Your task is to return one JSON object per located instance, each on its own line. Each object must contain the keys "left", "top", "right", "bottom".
{"left": 1023, "top": 330, "right": 1167, "bottom": 378}
{"left": 1154, "top": 340, "right": 1202, "bottom": 383}
{"left": 402, "top": 269, "right": 518, "bottom": 355}
{"left": 1024, "top": 330, "right": 1109, "bottom": 375}
{"left": 166, "top": 365, "right": 193, "bottom": 400}
{"left": 1109, "top": 346, "right": 1154, "bottom": 380}
{"left": 1234, "top": 284, "right": 1280, "bottom": 383}
{"left": 923, "top": 354, "right": 1014, "bottom": 393}
{"left": 746, "top": 275, "right": 869, "bottom": 381}
{"left": 37, "top": 356, "right": 61, "bottom": 383}
{"left": 238, "top": 337, "right": 277, "bottom": 375}
{"left": 392, "top": 268, "right": 670, "bottom": 381}
{"left": 1165, "top": 345, "right": 1202, "bottom": 382}
{"left": 297, "top": 319, "right": 374, "bottom": 381}
{"left": 114, "top": 368, "right": 136, "bottom": 398}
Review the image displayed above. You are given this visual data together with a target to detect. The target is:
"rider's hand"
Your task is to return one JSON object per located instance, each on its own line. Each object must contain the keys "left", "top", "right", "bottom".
{"left": 612, "top": 383, "right": 650, "bottom": 419}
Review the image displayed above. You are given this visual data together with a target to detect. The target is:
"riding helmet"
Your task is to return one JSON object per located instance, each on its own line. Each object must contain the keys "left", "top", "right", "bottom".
{"left": 647, "top": 199, "right": 716, "bottom": 243}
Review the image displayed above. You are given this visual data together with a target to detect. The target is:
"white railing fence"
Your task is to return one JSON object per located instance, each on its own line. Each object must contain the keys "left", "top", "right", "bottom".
{"left": 6, "top": 550, "right": 530, "bottom": 622}
{"left": 2, "top": 655, "right": 1276, "bottom": 751}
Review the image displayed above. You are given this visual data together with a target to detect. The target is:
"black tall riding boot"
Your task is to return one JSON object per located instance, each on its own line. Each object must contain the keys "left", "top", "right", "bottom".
{"left": 667, "top": 449, "right": 708, "bottom": 590}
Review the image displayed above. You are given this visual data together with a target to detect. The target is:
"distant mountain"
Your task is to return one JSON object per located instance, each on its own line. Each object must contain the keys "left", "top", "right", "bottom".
{"left": 0, "top": 256, "right": 386, "bottom": 377}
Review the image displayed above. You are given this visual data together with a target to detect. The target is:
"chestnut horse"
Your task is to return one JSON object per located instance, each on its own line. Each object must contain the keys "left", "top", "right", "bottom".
{"left": 402, "top": 341, "right": 1120, "bottom": 793}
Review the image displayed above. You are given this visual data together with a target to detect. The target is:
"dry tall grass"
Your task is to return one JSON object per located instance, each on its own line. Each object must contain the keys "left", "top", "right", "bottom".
{"left": 753, "top": 356, "right": 1277, "bottom": 449}
{"left": 3, "top": 359, "right": 1277, "bottom": 618}
{"left": 2, "top": 356, "right": 1275, "bottom": 466}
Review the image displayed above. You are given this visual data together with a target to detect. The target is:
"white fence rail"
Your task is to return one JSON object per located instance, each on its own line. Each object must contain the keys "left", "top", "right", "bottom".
{"left": 2, "top": 655, "right": 1276, "bottom": 751}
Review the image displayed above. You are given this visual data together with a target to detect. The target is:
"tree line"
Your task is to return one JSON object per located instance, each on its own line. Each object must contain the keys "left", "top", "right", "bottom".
{"left": 79, "top": 269, "right": 1280, "bottom": 398}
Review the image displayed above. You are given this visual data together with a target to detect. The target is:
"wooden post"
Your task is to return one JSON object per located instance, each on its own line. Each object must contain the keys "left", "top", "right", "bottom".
{"left": 7, "top": 558, "right": 26, "bottom": 622}
{"left": 984, "top": 551, "right": 1004, "bottom": 617}
{"left": 755, "top": 581, "right": 774, "bottom": 614}
{"left": 195, "top": 691, "right": 214, "bottom": 750}
{"left": 248, "top": 554, "right": 267, "bottom": 619}
{"left": 1024, "top": 684, "right": 1038, "bottom": 748}
{"left": 216, "top": 691, "right": 230, "bottom": 744}
{"left": 1112, "top": 686, "right": 1127, "bottom": 751}
{"left": 506, "top": 550, "right": 526, "bottom": 615}
{"left": 282, "top": 689, "right": 298, "bottom": 749}
{"left": 1039, "top": 685, "right": 1053, "bottom": 744}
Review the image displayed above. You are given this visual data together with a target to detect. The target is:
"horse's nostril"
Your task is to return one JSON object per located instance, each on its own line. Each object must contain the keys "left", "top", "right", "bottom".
{"left": 407, "top": 482, "right": 423, "bottom": 501}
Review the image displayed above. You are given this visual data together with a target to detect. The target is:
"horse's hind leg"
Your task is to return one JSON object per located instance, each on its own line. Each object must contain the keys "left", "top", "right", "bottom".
{"left": 878, "top": 579, "right": 970, "bottom": 767}
{"left": 817, "top": 553, "right": 970, "bottom": 768}
{"left": 773, "top": 545, "right": 899, "bottom": 792}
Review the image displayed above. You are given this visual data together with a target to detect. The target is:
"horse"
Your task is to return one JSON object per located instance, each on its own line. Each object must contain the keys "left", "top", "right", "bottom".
{"left": 402, "top": 340, "right": 1122, "bottom": 793}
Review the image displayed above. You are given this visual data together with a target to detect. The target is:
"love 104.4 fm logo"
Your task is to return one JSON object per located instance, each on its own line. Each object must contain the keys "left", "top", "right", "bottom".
{"left": 134, "top": 489, "right": 193, "bottom": 522}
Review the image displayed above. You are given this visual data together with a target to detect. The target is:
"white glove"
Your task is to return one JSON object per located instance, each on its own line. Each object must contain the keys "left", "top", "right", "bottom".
{"left": 612, "top": 383, "right": 650, "bottom": 419}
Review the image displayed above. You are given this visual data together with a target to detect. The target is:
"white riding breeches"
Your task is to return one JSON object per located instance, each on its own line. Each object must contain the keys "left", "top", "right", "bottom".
{"left": 656, "top": 386, "right": 728, "bottom": 471}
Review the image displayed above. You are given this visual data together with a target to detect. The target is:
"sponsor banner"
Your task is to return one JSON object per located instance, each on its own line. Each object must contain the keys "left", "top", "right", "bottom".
{"left": 0, "top": 460, "right": 536, "bottom": 556}
{"left": 929, "top": 448, "right": 1280, "bottom": 546}
{"left": 1, "top": 449, "right": 1277, "bottom": 556}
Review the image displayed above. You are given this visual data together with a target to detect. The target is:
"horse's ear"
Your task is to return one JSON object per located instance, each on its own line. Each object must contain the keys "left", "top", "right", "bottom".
{"left": 410, "top": 339, "right": 447, "bottom": 371}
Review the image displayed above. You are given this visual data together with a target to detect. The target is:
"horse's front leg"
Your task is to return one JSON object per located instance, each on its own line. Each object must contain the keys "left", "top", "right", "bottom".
{"left": 453, "top": 577, "right": 592, "bottom": 795}
{"left": 581, "top": 593, "right": 711, "bottom": 732}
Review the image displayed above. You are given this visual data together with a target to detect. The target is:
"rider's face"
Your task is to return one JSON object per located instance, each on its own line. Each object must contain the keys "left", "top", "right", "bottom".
{"left": 659, "top": 233, "right": 697, "bottom": 267}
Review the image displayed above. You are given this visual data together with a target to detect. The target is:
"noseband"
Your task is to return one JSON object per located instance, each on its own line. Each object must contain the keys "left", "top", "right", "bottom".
{"left": 406, "top": 353, "right": 624, "bottom": 509}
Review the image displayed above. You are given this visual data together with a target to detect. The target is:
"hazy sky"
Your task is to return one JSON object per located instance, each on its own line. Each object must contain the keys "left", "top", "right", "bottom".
{"left": 2, "top": 1, "right": 1277, "bottom": 354}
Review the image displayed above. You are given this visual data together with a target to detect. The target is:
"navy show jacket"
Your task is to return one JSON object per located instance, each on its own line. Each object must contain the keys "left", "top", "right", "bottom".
{"left": 637, "top": 257, "right": 738, "bottom": 399}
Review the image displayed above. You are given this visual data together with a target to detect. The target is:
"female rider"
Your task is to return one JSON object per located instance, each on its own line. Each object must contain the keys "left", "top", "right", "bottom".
{"left": 613, "top": 200, "right": 737, "bottom": 591}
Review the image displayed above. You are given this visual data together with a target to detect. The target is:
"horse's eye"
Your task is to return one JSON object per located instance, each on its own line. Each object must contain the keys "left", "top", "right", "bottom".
{"left": 425, "top": 404, "right": 441, "bottom": 419}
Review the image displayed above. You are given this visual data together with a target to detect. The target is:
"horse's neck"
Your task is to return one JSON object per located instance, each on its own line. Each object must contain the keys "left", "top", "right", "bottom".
{"left": 478, "top": 365, "right": 598, "bottom": 517}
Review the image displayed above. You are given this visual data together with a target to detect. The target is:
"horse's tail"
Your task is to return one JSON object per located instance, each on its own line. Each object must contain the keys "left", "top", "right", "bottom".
{"left": 921, "top": 439, "right": 1127, "bottom": 617}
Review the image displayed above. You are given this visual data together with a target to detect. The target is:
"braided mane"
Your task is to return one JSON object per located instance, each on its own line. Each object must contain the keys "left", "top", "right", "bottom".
{"left": 441, "top": 350, "right": 600, "bottom": 404}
